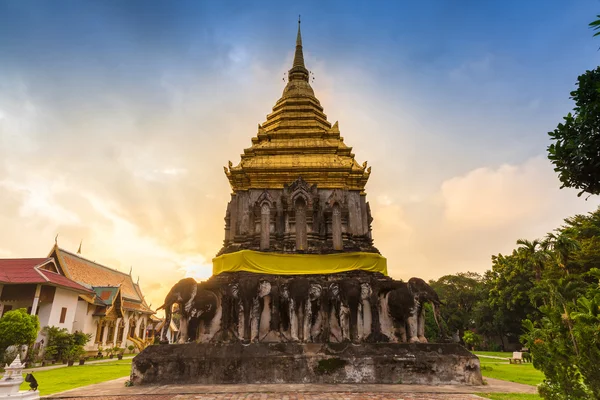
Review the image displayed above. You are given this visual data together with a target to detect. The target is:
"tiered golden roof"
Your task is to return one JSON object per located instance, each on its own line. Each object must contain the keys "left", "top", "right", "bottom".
{"left": 224, "top": 21, "right": 371, "bottom": 193}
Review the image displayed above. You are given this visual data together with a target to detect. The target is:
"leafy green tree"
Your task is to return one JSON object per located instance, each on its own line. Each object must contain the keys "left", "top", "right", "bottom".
{"left": 487, "top": 252, "right": 539, "bottom": 342}
{"left": 543, "top": 232, "right": 580, "bottom": 275}
{"left": 548, "top": 67, "right": 600, "bottom": 197}
{"left": 0, "top": 308, "right": 40, "bottom": 351}
{"left": 473, "top": 271, "right": 508, "bottom": 349}
{"left": 429, "top": 272, "right": 485, "bottom": 341}
{"left": 462, "top": 331, "right": 483, "bottom": 350}
{"left": 516, "top": 238, "right": 550, "bottom": 282}
{"left": 522, "top": 269, "right": 600, "bottom": 399}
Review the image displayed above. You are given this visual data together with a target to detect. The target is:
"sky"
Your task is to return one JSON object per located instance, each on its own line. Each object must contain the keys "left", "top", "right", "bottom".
{"left": 1, "top": 0, "right": 600, "bottom": 311}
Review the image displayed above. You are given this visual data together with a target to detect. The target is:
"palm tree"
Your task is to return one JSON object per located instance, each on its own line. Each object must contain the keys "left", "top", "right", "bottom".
{"left": 516, "top": 238, "right": 550, "bottom": 281}
{"left": 544, "top": 232, "right": 581, "bottom": 275}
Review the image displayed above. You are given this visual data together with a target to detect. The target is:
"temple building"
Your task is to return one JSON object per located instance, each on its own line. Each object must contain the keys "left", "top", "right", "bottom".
{"left": 0, "top": 244, "right": 154, "bottom": 353}
{"left": 48, "top": 244, "right": 154, "bottom": 350}
{"left": 219, "top": 21, "right": 378, "bottom": 260}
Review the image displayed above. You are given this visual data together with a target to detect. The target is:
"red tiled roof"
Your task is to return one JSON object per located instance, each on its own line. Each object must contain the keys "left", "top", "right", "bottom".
{"left": 51, "top": 246, "right": 142, "bottom": 302}
{"left": 122, "top": 300, "right": 153, "bottom": 314}
{"left": 0, "top": 258, "right": 52, "bottom": 283}
{"left": 0, "top": 258, "right": 93, "bottom": 294}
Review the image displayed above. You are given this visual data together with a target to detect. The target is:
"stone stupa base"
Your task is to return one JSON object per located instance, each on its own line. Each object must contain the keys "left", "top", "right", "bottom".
{"left": 131, "top": 342, "right": 482, "bottom": 385}
{"left": 0, "top": 391, "right": 39, "bottom": 400}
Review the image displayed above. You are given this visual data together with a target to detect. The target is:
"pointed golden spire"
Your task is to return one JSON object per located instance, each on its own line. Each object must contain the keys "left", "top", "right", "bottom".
{"left": 293, "top": 15, "right": 305, "bottom": 69}
{"left": 77, "top": 240, "right": 82, "bottom": 254}
{"left": 288, "top": 16, "right": 309, "bottom": 82}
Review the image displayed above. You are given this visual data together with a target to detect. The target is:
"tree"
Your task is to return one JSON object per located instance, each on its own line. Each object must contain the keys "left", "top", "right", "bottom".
{"left": 516, "top": 238, "right": 550, "bottom": 282}
{"left": 548, "top": 67, "right": 600, "bottom": 197}
{"left": 522, "top": 269, "right": 600, "bottom": 399}
{"left": 429, "top": 272, "right": 485, "bottom": 341}
{"left": 462, "top": 331, "right": 483, "bottom": 351}
{"left": 487, "top": 252, "right": 540, "bottom": 346}
{"left": 544, "top": 232, "right": 580, "bottom": 274}
{"left": 0, "top": 308, "right": 40, "bottom": 351}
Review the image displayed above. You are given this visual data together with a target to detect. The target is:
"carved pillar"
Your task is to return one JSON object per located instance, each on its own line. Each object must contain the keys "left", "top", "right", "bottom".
{"left": 360, "top": 194, "right": 369, "bottom": 236}
{"left": 295, "top": 198, "right": 307, "bottom": 250}
{"left": 332, "top": 204, "right": 342, "bottom": 250}
{"left": 260, "top": 204, "right": 270, "bottom": 250}
{"left": 229, "top": 195, "right": 238, "bottom": 242}
{"left": 347, "top": 194, "right": 360, "bottom": 235}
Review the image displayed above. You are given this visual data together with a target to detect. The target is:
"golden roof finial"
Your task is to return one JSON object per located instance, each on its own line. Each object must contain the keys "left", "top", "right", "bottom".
{"left": 289, "top": 16, "right": 308, "bottom": 82}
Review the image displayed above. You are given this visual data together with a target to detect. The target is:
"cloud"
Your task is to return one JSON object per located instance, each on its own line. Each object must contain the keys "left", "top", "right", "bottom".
{"left": 440, "top": 156, "right": 594, "bottom": 231}
{"left": 449, "top": 53, "right": 494, "bottom": 81}
{"left": 370, "top": 156, "right": 599, "bottom": 282}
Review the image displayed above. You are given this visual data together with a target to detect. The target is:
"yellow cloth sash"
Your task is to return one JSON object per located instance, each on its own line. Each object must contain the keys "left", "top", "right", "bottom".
{"left": 212, "top": 250, "right": 387, "bottom": 276}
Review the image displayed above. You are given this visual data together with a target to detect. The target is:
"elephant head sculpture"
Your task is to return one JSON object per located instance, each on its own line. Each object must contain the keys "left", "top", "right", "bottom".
{"left": 186, "top": 284, "right": 219, "bottom": 342}
{"left": 386, "top": 277, "right": 442, "bottom": 343}
{"left": 157, "top": 277, "right": 197, "bottom": 344}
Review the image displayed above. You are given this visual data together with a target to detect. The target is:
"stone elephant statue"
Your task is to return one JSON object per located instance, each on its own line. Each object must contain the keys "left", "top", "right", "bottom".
{"left": 185, "top": 284, "right": 220, "bottom": 342}
{"left": 158, "top": 278, "right": 219, "bottom": 344}
{"left": 158, "top": 277, "right": 197, "bottom": 344}
{"left": 230, "top": 277, "right": 272, "bottom": 343}
{"left": 381, "top": 277, "right": 442, "bottom": 343}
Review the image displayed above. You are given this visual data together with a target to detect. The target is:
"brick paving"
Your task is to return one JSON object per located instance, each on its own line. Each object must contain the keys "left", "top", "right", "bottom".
{"left": 44, "top": 377, "right": 537, "bottom": 400}
{"left": 54, "top": 394, "right": 486, "bottom": 400}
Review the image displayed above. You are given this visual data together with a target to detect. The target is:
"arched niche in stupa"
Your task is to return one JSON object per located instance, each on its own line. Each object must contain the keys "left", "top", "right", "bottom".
{"left": 295, "top": 197, "right": 308, "bottom": 251}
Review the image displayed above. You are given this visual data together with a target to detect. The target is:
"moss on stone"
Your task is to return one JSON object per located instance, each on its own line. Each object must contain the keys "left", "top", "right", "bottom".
{"left": 315, "top": 358, "right": 347, "bottom": 375}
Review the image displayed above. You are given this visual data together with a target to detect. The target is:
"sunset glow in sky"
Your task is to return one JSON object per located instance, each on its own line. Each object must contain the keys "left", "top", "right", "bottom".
{"left": 1, "top": 0, "right": 599, "bottom": 310}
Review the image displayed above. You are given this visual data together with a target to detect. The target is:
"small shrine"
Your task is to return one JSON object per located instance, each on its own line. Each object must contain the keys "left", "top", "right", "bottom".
{"left": 0, "top": 355, "right": 39, "bottom": 400}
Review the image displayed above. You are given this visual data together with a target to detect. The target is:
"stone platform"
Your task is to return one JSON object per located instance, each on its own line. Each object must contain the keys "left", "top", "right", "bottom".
{"left": 131, "top": 343, "right": 482, "bottom": 386}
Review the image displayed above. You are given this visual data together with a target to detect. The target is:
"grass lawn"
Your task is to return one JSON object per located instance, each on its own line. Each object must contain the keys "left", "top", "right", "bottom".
{"left": 474, "top": 351, "right": 513, "bottom": 358}
{"left": 476, "top": 394, "right": 542, "bottom": 400}
{"left": 478, "top": 358, "right": 544, "bottom": 386}
{"left": 19, "top": 359, "right": 132, "bottom": 396}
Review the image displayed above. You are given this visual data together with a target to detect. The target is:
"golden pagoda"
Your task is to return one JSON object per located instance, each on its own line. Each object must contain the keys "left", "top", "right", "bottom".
{"left": 215, "top": 20, "right": 384, "bottom": 276}
{"left": 224, "top": 21, "right": 371, "bottom": 192}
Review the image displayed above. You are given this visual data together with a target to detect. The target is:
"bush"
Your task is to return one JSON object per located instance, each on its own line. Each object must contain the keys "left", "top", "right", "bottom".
{"left": 463, "top": 331, "right": 483, "bottom": 350}
{"left": 64, "top": 345, "right": 86, "bottom": 362}
{"left": 0, "top": 308, "right": 40, "bottom": 352}
{"left": 42, "top": 327, "right": 91, "bottom": 362}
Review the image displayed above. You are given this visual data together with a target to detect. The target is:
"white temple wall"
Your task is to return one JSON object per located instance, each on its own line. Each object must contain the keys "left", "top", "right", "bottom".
{"left": 45, "top": 287, "right": 79, "bottom": 332}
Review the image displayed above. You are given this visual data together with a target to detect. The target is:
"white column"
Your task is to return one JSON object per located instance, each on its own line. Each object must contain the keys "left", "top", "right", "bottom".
{"left": 113, "top": 319, "right": 121, "bottom": 345}
{"left": 31, "top": 284, "right": 41, "bottom": 315}
{"left": 102, "top": 322, "right": 109, "bottom": 344}
{"left": 123, "top": 315, "right": 130, "bottom": 344}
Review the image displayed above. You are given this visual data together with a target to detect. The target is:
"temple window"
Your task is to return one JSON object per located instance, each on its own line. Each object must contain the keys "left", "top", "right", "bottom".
{"left": 332, "top": 203, "right": 343, "bottom": 250}
{"left": 295, "top": 197, "right": 307, "bottom": 250}
{"left": 260, "top": 203, "right": 270, "bottom": 250}
{"left": 95, "top": 321, "right": 105, "bottom": 343}
{"left": 128, "top": 318, "right": 136, "bottom": 338}
{"left": 59, "top": 307, "right": 67, "bottom": 323}
{"left": 107, "top": 322, "right": 115, "bottom": 344}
